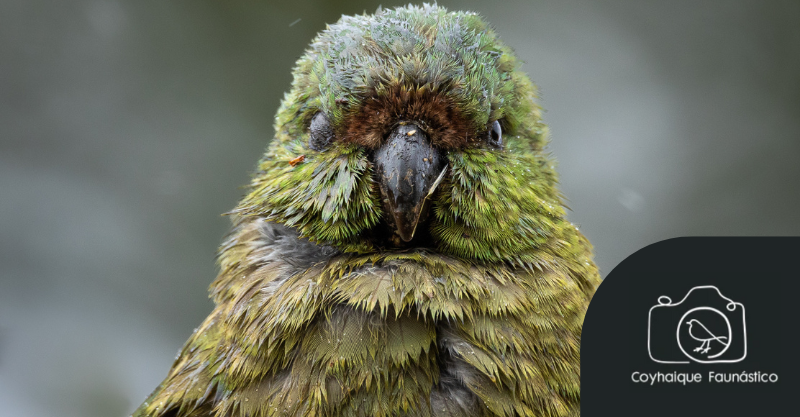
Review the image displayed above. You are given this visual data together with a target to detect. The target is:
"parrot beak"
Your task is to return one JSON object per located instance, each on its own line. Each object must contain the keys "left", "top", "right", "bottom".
{"left": 372, "top": 124, "right": 446, "bottom": 242}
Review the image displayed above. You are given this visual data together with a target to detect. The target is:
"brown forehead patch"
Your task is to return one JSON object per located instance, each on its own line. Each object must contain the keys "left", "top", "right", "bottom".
{"left": 338, "top": 85, "right": 481, "bottom": 150}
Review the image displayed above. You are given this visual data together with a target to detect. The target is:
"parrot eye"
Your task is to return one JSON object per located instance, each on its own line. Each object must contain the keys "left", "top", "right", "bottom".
{"left": 487, "top": 120, "right": 503, "bottom": 148}
{"left": 308, "top": 112, "right": 334, "bottom": 151}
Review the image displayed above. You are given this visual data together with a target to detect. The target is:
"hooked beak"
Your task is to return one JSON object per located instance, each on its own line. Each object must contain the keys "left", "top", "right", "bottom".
{"left": 372, "top": 124, "right": 447, "bottom": 242}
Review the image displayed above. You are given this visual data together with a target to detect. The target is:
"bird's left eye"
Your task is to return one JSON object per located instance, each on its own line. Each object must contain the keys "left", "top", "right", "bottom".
{"left": 487, "top": 120, "right": 503, "bottom": 148}
{"left": 308, "top": 112, "right": 334, "bottom": 151}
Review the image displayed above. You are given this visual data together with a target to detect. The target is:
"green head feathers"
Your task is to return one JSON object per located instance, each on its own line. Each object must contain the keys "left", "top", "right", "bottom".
{"left": 236, "top": 4, "right": 565, "bottom": 264}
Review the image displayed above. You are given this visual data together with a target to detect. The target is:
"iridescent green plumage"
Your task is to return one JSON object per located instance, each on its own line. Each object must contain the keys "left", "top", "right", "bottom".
{"left": 134, "top": 4, "right": 600, "bottom": 417}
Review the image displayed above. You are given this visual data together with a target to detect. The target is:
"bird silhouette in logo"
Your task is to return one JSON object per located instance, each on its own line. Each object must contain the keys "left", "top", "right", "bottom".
{"left": 686, "top": 319, "right": 728, "bottom": 354}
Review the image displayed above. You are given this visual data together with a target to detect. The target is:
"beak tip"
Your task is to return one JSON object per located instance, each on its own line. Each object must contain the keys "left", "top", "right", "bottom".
{"left": 391, "top": 210, "right": 419, "bottom": 242}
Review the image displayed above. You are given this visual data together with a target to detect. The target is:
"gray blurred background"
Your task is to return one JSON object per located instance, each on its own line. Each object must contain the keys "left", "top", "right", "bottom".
{"left": 1, "top": 0, "right": 798, "bottom": 416}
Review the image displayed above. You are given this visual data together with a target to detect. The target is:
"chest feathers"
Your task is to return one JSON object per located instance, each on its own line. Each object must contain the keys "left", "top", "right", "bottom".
{"left": 138, "top": 218, "right": 598, "bottom": 417}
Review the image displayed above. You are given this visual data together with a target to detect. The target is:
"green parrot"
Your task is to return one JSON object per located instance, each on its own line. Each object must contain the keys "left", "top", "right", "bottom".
{"left": 133, "top": 4, "right": 600, "bottom": 417}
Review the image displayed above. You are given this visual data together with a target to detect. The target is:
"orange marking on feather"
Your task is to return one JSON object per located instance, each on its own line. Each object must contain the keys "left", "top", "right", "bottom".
{"left": 288, "top": 155, "right": 305, "bottom": 167}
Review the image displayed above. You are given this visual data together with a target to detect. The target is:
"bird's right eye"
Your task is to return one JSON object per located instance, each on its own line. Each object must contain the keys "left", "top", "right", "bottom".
{"left": 308, "top": 112, "right": 334, "bottom": 151}
{"left": 487, "top": 120, "right": 503, "bottom": 149}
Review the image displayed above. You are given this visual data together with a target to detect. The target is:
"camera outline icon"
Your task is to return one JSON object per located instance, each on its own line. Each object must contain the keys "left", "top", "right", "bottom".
{"left": 647, "top": 285, "right": 747, "bottom": 364}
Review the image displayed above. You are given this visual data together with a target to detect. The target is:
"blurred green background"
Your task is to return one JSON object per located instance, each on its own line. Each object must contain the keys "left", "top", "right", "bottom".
{"left": 1, "top": 1, "right": 798, "bottom": 416}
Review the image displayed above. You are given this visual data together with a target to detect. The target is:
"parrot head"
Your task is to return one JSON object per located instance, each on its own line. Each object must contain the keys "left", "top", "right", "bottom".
{"left": 235, "top": 4, "right": 567, "bottom": 264}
